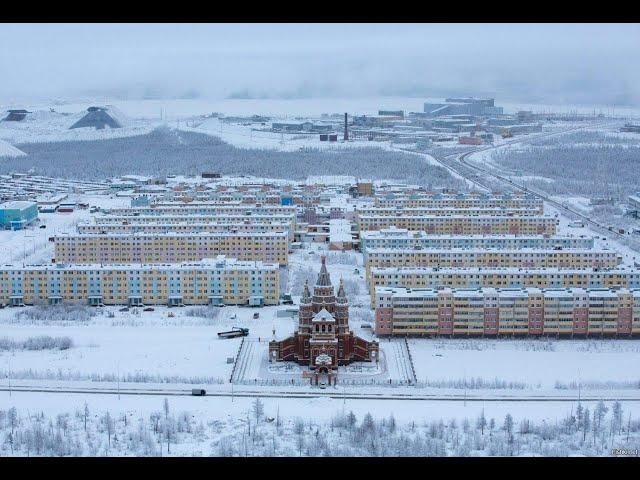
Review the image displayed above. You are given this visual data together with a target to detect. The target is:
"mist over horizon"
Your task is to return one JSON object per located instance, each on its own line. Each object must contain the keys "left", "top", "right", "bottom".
{"left": 2, "top": 23, "right": 639, "bottom": 108}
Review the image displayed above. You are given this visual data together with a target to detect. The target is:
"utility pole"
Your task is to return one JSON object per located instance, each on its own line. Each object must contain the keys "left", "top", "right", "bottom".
{"left": 8, "top": 356, "right": 11, "bottom": 398}
{"left": 117, "top": 360, "right": 120, "bottom": 400}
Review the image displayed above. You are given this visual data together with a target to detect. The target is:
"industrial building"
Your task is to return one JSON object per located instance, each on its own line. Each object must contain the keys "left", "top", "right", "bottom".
{"left": 0, "top": 201, "right": 38, "bottom": 230}
{"left": 53, "top": 231, "right": 290, "bottom": 266}
{"left": 423, "top": 98, "right": 504, "bottom": 117}
{"left": 0, "top": 256, "right": 279, "bottom": 307}
{"left": 374, "top": 286, "right": 640, "bottom": 337}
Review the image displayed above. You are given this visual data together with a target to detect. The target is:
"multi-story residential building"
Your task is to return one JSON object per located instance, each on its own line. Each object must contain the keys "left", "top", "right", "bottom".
{"left": 356, "top": 207, "right": 541, "bottom": 217}
{"left": 369, "top": 267, "right": 640, "bottom": 304}
{"left": 0, "top": 256, "right": 279, "bottom": 307}
{"left": 360, "top": 228, "right": 594, "bottom": 253}
{"left": 373, "top": 193, "right": 543, "bottom": 212}
{"left": 93, "top": 213, "right": 297, "bottom": 231}
{"left": 77, "top": 221, "right": 294, "bottom": 240}
{"left": 374, "top": 286, "right": 640, "bottom": 337}
{"left": 54, "top": 232, "right": 289, "bottom": 266}
{"left": 104, "top": 204, "right": 297, "bottom": 217}
{"left": 364, "top": 248, "right": 620, "bottom": 276}
{"left": 357, "top": 215, "right": 557, "bottom": 235}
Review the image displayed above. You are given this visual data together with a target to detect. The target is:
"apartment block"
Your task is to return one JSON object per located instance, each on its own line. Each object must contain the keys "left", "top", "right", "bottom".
{"left": 54, "top": 232, "right": 289, "bottom": 266}
{"left": 0, "top": 256, "right": 279, "bottom": 307}
{"left": 104, "top": 204, "right": 297, "bottom": 217}
{"left": 357, "top": 215, "right": 557, "bottom": 235}
{"left": 375, "top": 286, "right": 640, "bottom": 337}
{"left": 373, "top": 193, "right": 543, "bottom": 213}
{"left": 369, "top": 267, "right": 640, "bottom": 304}
{"left": 77, "top": 221, "right": 294, "bottom": 240}
{"left": 356, "top": 206, "right": 541, "bottom": 217}
{"left": 364, "top": 248, "right": 620, "bottom": 277}
{"left": 360, "top": 228, "right": 594, "bottom": 252}
{"left": 94, "top": 213, "right": 297, "bottom": 231}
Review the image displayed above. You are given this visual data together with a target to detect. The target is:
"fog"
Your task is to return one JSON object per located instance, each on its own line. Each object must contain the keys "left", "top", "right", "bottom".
{"left": 2, "top": 23, "right": 639, "bottom": 106}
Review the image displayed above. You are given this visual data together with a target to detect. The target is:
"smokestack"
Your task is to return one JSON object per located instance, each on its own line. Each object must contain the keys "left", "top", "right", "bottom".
{"left": 343, "top": 112, "right": 349, "bottom": 141}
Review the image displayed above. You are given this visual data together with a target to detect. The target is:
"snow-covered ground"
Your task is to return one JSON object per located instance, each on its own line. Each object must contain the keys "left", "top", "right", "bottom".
{"left": 0, "top": 139, "right": 26, "bottom": 158}
{"left": 409, "top": 338, "right": 640, "bottom": 390}
{"left": 0, "top": 193, "right": 129, "bottom": 265}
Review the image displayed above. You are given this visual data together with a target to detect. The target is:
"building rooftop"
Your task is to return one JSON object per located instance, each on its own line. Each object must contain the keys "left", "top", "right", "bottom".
{"left": 0, "top": 200, "right": 36, "bottom": 210}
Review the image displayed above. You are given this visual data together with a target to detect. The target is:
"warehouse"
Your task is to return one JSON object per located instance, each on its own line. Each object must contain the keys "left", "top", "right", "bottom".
{"left": 0, "top": 201, "right": 38, "bottom": 230}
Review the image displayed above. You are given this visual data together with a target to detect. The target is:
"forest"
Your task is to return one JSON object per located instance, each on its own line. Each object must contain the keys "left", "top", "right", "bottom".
{"left": 491, "top": 130, "right": 640, "bottom": 198}
{"left": 0, "top": 398, "right": 637, "bottom": 457}
{"left": 3, "top": 127, "right": 463, "bottom": 190}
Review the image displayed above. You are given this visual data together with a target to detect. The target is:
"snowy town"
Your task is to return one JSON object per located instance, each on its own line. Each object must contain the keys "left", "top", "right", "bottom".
{"left": 0, "top": 22, "right": 640, "bottom": 459}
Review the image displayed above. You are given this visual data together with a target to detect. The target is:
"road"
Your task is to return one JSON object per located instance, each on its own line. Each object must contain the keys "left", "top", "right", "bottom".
{"left": 397, "top": 121, "right": 632, "bottom": 242}
{"left": 2, "top": 383, "right": 640, "bottom": 403}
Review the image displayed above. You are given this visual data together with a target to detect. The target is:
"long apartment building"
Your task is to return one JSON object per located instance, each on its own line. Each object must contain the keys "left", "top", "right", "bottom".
{"left": 358, "top": 215, "right": 557, "bottom": 235}
{"left": 94, "top": 213, "right": 297, "bottom": 231}
{"left": 356, "top": 206, "right": 541, "bottom": 217}
{"left": 369, "top": 267, "right": 640, "bottom": 304}
{"left": 364, "top": 248, "right": 620, "bottom": 277}
{"left": 104, "top": 204, "right": 297, "bottom": 217}
{"left": 360, "top": 228, "right": 594, "bottom": 252}
{"left": 54, "top": 232, "right": 289, "bottom": 266}
{"left": 0, "top": 256, "right": 279, "bottom": 307}
{"left": 374, "top": 194, "right": 544, "bottom": 212}
{"left": 77, "top": 221, "right": 294, "bottom": 240}
{"left": 375, "top": 286, "right": 640, "bottom": 337}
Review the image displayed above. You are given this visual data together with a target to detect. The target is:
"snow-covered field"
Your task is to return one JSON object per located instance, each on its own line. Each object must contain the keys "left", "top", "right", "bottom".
{"left": 409, "top": 338, "right": 640, "bottom": 390}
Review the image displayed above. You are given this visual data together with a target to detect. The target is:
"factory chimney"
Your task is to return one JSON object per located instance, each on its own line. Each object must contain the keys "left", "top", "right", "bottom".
{"left": 343, "top": 112, "right": 349, "bottom": 141}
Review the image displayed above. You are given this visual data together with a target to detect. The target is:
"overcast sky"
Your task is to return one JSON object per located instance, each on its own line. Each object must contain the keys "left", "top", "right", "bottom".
{"left": 2, "top": 23, "right": 639, "bottom": 106}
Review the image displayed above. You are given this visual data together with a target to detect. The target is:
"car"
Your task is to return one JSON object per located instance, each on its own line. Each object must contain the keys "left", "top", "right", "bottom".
{"left": 253, "top": 312, "right": 260, "bottom": 319}
{"left": 143, "top": 307, "right": 155, "bottom": 312}
{"left": 119, "top": 307, "right": 130, "bottom": 312}
{"left": 191, "top": 389, "right": 206, "bottom": 396}
{"left": 39, "top": 225, "right": 46, "bottom": 229}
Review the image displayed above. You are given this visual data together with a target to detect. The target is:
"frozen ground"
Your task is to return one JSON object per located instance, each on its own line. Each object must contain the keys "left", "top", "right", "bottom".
{"left": 408, "top": 338, "right": 640, "bottom": 390}
{"left": 0, "top": 193, "right": 129, "bottom": 265}
{"left": 0, "top": 304, "right": 298, "bottom": 385}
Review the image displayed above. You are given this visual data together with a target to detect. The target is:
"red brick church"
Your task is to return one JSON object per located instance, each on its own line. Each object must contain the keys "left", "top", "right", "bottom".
{"left": 269, "top": 256, "right": 379, "bottom": 386}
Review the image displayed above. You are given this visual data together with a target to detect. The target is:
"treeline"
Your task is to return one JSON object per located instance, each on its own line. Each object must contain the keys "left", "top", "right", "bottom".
{"left": 7, "top": 127, "right": 462, "bottom": 189}
{"left": 492, "top": 133, "right": 640, "bottom": 197}
{"left": 15, "top": 304, "right": 97, "bottom": 324}
{"left": 1, "top": 398, "right": 638, "bottom": 457}
{"left": 0, "top": 336, "right": 72, "bottom": 351}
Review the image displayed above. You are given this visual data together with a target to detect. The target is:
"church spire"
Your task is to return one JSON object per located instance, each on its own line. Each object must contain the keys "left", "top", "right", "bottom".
{"left": 337, "top": 278, "right": 348, "bottom": 304}
{"left": 301, "top": 279, "right": 311, "bottom": 304}
{"left": 315, "top": 255, "right": 332, "bottom": 287}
